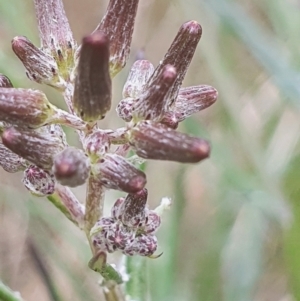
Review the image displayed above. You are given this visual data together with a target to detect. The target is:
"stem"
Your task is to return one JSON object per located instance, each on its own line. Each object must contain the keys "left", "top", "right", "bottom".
{"left": 84, "top": 175, "right": 105, "bottom": 238}
{"left": 125, "top": 256, "right": 147, "bottom": 301}
{"left": 0, "top": 281, "right": 25, "bottom": 301}
{"left": 55, "top": 184, "right": 85, "bottom": 229}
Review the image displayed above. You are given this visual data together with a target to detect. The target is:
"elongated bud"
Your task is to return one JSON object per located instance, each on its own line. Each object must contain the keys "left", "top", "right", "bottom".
{"left": 84, "top": 130, "right": 110, "bottom": 162}
{"left": 132, "top": 65, "right": 177, "bottom": 122}
{"left": 73, "top": 32, "right": 111, "bottom": 122}
{"left": 53, "top": 147, "right": 90, "bottom": 187}
{"left": 0, "top": 141, "right": 26, "bottom": 173}
{"left": 120, "top": 189, "right": 148, "bottom": 228}
{"left": 11, "top": 36, "right": 63, "bottom": 88}
{"left": 2, "top": 126, "right": 66, "bottom": 169}
{"left": 123, "top": 60, "right": 154, "bottom": 98}
{"left": 93, "top": 153, "right": 146, "bottom": 193}
{"left": 22, "top": 165, "right": 55, "bottom": 196}
{"left": 34, "top": 0, "right": 76, "bottom": 68}
{"left": 95, "top": 0, "right": 139, "bottom": 77}
{"left": 172, "top": 85, "right": 218, "bottom": 122}
{"left": 129, "top": 121, "right": 210, "bottom": 163}
{"left": 150, "top": 21, "right": 202, "bottom": 106}
{"left": 0, "top": 88, "right": 54, "bottom": 128}
{"left": 0, "top": 74, "right": 13, "bottom": 88}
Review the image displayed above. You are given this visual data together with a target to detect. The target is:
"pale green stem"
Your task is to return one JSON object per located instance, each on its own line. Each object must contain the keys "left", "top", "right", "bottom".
{"left": 0, "top": 281, "right": 25, "bottom": 301}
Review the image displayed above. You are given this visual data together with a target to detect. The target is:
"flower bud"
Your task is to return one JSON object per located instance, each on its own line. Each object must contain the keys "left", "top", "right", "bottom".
{"left": 11, "top": 36, "right": 63, "bottom": 88}
{"left": 73, "top": 32, "right": 111, "bottom": 122}
{"left": 123, "top": 234, "right": 157, "bottom": 257}
{"left": 0, "top": 88, "right": 54, "bottom": 128}
{"left": 33, "top": 0, "right": 76, "bottom": 66}
{"left": 0, "top": 141, "right": 26, "bottom": 173}
{"left": 0, "top": 74, "right": 13, "bottom": 88}
{"left": 95, "top": 0, "right": 140, "bottom": 77}
{"left": 116, "top": 97, "right": 134, "bottom": 122}
{"left": 129, "top": 121, "right": 210, "bottom": 163}
{"left": 120, "top": 189, "right": 148, "bottom": 228}
{"left": 93, "top": 153, "right": 146, "bottom": 193}
{"left": 84, "top": 130, "right": 110, "bottom": 162}
{"left": 22, "top": 165, "right": 55, "bottom": 196}
{"left": 2, "top": 126, "right": 66, "bottom": 169}
{"left": 122, "top": 60, "right": 154, "bottom": 98}
{"left": 111, "top": 197, "right": 125, "bottom": 221}
{"left": 142, "top": 209, "right": 161, "bottom": 234}
{"left": 90, "top": 217, "right": 117, "bottom": 253}
{"left": 132, "top": 65, "right": 177, "bottom": 122}
{"left": 160, "top": 112, "right": 179, "bottom": 129}
{"left": 150, "top": 21, "right": 202, "bottom": 106}
{"left": 53, "top": 147, "right": 90, "bottom": 187}
{"left": 172, "top": 85, "right": 218, "bottom": 122}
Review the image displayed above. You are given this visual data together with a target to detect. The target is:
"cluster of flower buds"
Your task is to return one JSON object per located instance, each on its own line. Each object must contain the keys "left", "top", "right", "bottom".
{"left": 91, "top": 189, "right": 161, "bottom": 257}
{"left": 0, "top": 0, "right": 218, "bottom": 267}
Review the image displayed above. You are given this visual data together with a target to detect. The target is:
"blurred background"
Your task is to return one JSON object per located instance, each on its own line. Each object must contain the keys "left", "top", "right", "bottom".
{"left": 1, "top": 0, "right": 300, "bottom": 300}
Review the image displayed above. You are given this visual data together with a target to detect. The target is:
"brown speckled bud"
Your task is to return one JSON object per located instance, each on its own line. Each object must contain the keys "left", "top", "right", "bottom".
{"left": 123, "top": 60, "right": 154, "bottom": 98}
{"left": 111, "top": 197, "right": 125, "bottom": 221}
{"left": 123, "top": 234, "right": 157, "bottom": 257}
{"left": 120, "top": 189, "right": 148, "bottom": 228}
{"left": 53, "top": 147, "right": 90, "bottom": 187}
{"left": 22, "top": 165, "right": 55, "bottom": 196}
{"left": 129, "top": 121, "right": 210, "bottom": 163}
{"left": 142, "top": 209, "right": 161, "bottom": 234}
{"left": 73, "top": 32, "right": 111, "bottom": 122}
{"left": 172, "top": 85, "right": 218, "bottom": 122}
{"left": 34, "top": 0, "right": 76, "bottom": 67}
{"left": 11, "top": 36, "right": 63, "bottom": 88}
{"left": 149, "top": 21, "right": 202, "bottom": 106}
{"left": 132, "top": 65, "right": 177, "bottom": 122}
{"left": 0, "top": 141, "right": 26, "bottom": 173}
{"left": 0, "top": 88, "right": 55, "bottom": 128}
{"left": 2, "top": 126, "right": 66, "bottom": 169}
{"left": 116, "top": 97, "right": 134, "bottom": 122}
{"left": 0, "top": 74, "right": 13, "bottom": 88}
{"left": 84, "top": 130, "right": 110, "bottom": 162}
{"left": 95, "top": 0, "right": 140, "bottom": 77}
{"left": 93, "top": 153, "right": 146, "bottom": 193}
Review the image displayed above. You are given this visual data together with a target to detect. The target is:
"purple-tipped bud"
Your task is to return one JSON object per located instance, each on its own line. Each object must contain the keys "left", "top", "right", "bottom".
{"left": 0, "top": 141, "right": 26, "bottom": 173}
{"left": 123, "top": 60, "right": 155, "bottom": 98}
{"left": 33, "top": 0, "right": 76, "bottom": 64}
{"left": 120, "top": 189, "right": 148, "bottom": 228}
{"left": 73, "top": 32, "right": 111, "bottom": 122}
{"left": 116, "top": 97, "right": 135, "bottom": 122}
{"left": 150, "top": 21, "right": 202, "bottom": 106}
{"left": 129, "top": 121, "right": 210, "bottom": 163}
{"left": 0, "top": 88, "right": 55, "bottom": 128}
{"left": 11, "top": 36, "right": 62, "bottom": 88}
{"left": 142, "top": 209, "right": 161, "bottom": 234}
{"left": 93, "top": 153, "right": 146, "bottom": 193}
{"left": 95, "top": 0, "right": 140, "bottom": 77}
{"left": 123, "top": 234, "right": 157, "bottom": 257}
{"left": 22, "top": 165, "right": 55, "bottom": 196}
{"left": 2, "top": 126, "right": 66, "bottom": 169}
{"left": 172, "top": 85, "right": 218, "bottom": 122}
{"left": 84, "top": 130, "right": 110, "bottom": 162}
{"left": 132, "top": 65, "right": 177, "bottom": 122}
{"left": 0, "top": 74, "right": 13, "bottom": 88}
{"left": 53, "top": 147, "right": 90, "bottom": 187}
